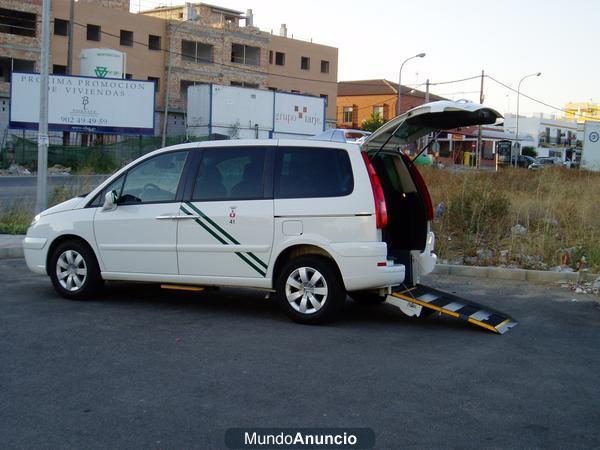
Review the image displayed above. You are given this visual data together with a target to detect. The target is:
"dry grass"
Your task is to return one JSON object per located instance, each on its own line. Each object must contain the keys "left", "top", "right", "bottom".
{"left": 420, "top": 166, "right": 600, "bottom": 272}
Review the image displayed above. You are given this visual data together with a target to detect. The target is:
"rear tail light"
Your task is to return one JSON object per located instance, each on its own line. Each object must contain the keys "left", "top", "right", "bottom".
{"left": 404, "top": 156, "right": 434, "bottom": 221}
{"left": 361, "top": 152, "right": 388, "bottom": 228}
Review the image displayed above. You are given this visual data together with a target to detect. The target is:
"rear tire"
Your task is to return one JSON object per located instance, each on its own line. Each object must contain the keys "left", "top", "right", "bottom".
{"left": 49, "top": 240, "right": 103, "bottom": 300}
{"left": 276, "top": 255, "right": 345, "bottom": 324}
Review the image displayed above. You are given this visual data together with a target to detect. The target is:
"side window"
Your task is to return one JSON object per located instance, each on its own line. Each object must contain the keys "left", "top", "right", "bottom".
{"left": 120, "top": 151, "right": 189, "bottom": 204}
{"left": 192, "top": 147, "right": 266, "bottom": 201}
{"left": 89, "top": 175, "right": 125, "bottom": 207}
{"left": 275, "top": 147, "right": 353, "bottom": 199}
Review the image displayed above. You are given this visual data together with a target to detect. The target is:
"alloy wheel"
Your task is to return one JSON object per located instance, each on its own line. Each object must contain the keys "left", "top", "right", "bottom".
{"left": 285, "top": 266, "right": 328, "bottom": 314}
{"left": 56, "top": 250, "right": 87, "bottom": 292}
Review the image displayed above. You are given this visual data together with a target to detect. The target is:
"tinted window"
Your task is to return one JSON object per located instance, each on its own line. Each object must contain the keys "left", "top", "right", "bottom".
{"left": 120, "top": 151, "right": 189, "bottom": 204}
{"left": 192, "top": 147, "right": 266, "bottom": 201}
{"left": 275, "top": 147, "right": 353, "bottom": 199}
{"left": 89, "top": 175, "right": 125, "bottom": 207}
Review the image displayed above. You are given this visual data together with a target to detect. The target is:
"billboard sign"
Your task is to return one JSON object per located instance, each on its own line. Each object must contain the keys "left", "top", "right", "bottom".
{"left": 274, "top": 92, "right": 325, "bottom": 135}
{"left": 9, "top": 72, "right": 155, "bottom": 135}
{"left": 582, "top": 121, "right": 600, "bottom": 171}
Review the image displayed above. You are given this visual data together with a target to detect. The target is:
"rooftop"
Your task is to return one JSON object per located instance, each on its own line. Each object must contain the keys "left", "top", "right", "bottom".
{"left": 338, "top": 79, "right": 445, "bottom": 101}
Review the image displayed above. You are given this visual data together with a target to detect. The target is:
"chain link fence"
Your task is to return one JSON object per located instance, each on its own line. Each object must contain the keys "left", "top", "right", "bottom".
{"left": 0, "top": 133, "right": 205, "bottom": 173}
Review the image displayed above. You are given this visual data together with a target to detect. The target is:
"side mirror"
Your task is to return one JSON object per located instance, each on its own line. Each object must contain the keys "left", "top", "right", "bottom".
{"left": 101, "top": 190, "right": 118, "bottom": 211}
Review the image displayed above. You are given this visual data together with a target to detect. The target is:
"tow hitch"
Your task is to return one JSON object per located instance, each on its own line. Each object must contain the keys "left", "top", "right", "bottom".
{"left": 387, "top": 284, "right": 518, "bottom": 334}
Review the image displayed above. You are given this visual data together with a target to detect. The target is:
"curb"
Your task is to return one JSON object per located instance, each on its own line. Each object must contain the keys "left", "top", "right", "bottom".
{"left": 0, "top": 247, "right": 24, "bottom": 259}
{"left": 432, "top": 264, "right": 598, "bottom": 283}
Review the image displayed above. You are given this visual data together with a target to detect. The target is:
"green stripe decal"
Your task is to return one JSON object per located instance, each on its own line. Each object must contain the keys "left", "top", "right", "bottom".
{"left": 235, "top": 252, "right": 266, "bottom": 277}
{"left": 185, "top": 202, "right": 240, "bottom": 244}
{"left": 180, "top": 206, "right": 228, "bottom": 245}
{"left": 181, "top": 203, "right": 268, "bottom": 277}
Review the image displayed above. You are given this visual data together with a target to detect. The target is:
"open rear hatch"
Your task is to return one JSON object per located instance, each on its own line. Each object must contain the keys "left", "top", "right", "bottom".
{"left": 362, "top": 101, "right": 502, "bottom": 284}
{"left": 359, "top": 102, "right": 516, "bottom": 333}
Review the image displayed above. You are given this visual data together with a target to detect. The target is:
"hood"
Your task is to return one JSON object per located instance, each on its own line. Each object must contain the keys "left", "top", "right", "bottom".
{"left": 40, "top": 196, "right": 87, "bottom": 217}
{"left": 362, "top": 100, "right": 502, "bottom": 152}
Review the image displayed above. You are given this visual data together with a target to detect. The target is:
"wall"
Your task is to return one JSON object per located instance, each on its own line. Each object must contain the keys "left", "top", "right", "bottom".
{"left": 51, "top": 0, "right": 166, "bottom": 107}
{"left": 267, "top": 35, "right": 337, "bottom": 125}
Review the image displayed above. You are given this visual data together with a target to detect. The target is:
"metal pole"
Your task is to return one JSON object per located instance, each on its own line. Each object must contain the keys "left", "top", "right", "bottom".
{"left": 425, "top": 79, "right": 429, "bottom": 103}
{"left": 396, "top": 53, "right": 425, "bottom": 116}
{"left": 66, "top": 0, "right": 74, "bottom": 74}
{"left": 476, "top": 69, "right": 484, "bottom": 169}
{"left": 515, "top": 84, "right": 521, "bottom": 168}
{"left": 36, "top": 0, "right": 51, "bottom": 214}
{"left": 514, "top": 72, "right": 541, "bottom": 167}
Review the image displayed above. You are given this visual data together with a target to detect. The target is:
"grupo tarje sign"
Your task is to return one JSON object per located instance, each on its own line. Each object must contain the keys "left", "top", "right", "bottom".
{"left": 9, "top": 72, "right": 155, "bottom": 135}
{"left": 274, "top": 92, "right": 325, "bottom": 135}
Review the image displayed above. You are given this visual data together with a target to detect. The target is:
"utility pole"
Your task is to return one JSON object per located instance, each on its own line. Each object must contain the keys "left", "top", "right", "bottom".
{"left": 66, "top": 0, "right": 74, "bottom": 74}
{"left": 425, "top": 79, "right": 430, "bottom": 103}
{"left": 36, "top": 0, "right": 51, "bottom": 213}
{"left": 476, "top": 70, "right": 484, "bottom": 168}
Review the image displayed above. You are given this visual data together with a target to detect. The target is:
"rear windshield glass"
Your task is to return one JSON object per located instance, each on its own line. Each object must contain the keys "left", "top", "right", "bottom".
{"left": 275, "top": 147, "right": 353, "bottom": 198}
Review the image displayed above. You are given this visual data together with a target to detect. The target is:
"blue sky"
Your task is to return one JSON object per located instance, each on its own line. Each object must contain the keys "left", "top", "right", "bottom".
{"left": 136, "top": 0, "right": 599, "bottom": 117}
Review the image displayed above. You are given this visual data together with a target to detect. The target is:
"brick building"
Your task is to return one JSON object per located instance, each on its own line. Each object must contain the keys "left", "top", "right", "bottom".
{"left": 0, "top": 0, "right": 338, "bottom": 141}
{"left": 336, "top": 79, "right": 443, "bottom": 129}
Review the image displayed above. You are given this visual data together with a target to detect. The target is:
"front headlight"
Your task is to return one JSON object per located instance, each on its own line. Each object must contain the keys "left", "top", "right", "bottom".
{"left": 30, "top": 213, "right": 41, "bottom": 227}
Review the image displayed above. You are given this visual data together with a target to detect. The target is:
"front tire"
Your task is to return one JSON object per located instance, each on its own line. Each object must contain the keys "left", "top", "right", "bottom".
{"left": 276, "top": 256, "right": 345, "bottom": 324}
{"left": 49, "top": 240, "right": 103, "bottom": 300}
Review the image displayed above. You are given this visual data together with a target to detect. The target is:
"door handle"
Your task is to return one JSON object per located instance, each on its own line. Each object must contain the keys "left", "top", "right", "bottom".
{"left": 155, "top": 214, "right": 200, "bottom": 220}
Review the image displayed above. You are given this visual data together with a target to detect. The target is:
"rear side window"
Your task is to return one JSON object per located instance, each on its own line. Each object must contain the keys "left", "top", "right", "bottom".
{"left": 372, "top": 153, "right": 417, "bottom": 194}
{"left": 192, "top": 147, "right": 267, "bottom": 201}
{"left": 275, "top": 147, "right": 353, "bottom": 198}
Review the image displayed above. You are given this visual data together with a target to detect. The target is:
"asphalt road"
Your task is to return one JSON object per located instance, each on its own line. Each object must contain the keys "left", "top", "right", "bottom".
{"left": 0, "top": 175, "right": 109, "bottom": 211}
{"left": 1, "top": 258, "right": 599, "bottom": 449}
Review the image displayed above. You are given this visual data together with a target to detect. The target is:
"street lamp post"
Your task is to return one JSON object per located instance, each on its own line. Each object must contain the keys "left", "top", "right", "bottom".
{"left": 397, "top": 52, "right": 426, "bottom": 116}
{"left": 514, "top": 71, "right": 541, "bottom": 167}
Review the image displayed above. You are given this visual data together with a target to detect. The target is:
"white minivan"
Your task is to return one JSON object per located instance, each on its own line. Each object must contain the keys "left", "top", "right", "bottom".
{"left": 24, "top": 101, "right": 500, "bottom": 323}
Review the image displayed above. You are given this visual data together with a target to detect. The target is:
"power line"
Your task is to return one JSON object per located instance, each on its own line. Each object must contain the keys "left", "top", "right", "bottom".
{"left": 486, "top": 75, "right": 599, "bottom": 121}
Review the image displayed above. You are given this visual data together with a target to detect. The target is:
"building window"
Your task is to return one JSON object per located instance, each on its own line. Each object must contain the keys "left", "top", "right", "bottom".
{"left": 343, "top": 106, "right": 353, "bottom": 124}
{"left": 275, "top": 52, "right": 285, "bottom": 66}
{"left": 87, "top": 24, "right": 101, "bottom": 41}
{"left": 373, "top": 105, "right": 384, "bottom": 118}
{"left": 320, "top": 94, "right": 328, "bottom": 106}
{"left": 52, "top": 64, "right": 67, "bottom": 74}
{"left": 231, "top": 43, "right": 260, "bottom": 66}
{"left": 125, "top": 73, "right": 133, "bottom": 79}
{"left": 231, "top": 81, "right": 259, "bottom": 88}
{"left": 269, "top": 51, "right": 273, "bottom": 64}
{"left": 0, "top": 8, "right": 36, "bottom": 37}
{"left": 148, "top": 76, "right": 160, "bottom": 92}
{"left": 182, "top": 40, "right": 213, "bottom": 64}
{"left": 54, "top": 18, "right": 68, "bottom": 36}
{"left": 301, "top": 56, "right": 310, "bottom": 70}
{"left": 268, "top": 87, "right": 278, "bottom": 91}
{"left": 148, "top": 34, "right": 161, "bottom": 50}
{"left": 120, "top": 29, "right": 133, "bottom": 47}
{"left": 291, "top": 90, "right": 300, "bottom": 94}
{"left": 321, "top": 60, "right": 330, "bottom": 74}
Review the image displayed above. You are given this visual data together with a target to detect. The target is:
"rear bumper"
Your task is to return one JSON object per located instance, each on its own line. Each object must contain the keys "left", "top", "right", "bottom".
{"left": 329, "top": 242, "right": 406, "bottom": 291}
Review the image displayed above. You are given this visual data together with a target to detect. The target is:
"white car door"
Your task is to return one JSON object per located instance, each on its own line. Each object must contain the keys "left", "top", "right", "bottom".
{"left": 177, "top": 145, "right": 274, "bottom": 279}
{"left": 94, "top": 150, "right": 190, "bottom": 275}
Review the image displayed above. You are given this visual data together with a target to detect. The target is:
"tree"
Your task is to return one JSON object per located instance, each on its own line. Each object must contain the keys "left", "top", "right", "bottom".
{"left": 521, "top": 146, "right": 537, "bottom": 158}
{"left": 361, "top": 112, "right": 386, "bottom": 132}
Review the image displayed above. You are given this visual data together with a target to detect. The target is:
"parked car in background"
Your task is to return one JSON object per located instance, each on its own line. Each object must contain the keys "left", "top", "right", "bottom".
{"left": 310, "top": 128, "right": 371, "bottom": 143}
{"left": 511, "top": 155, "right": 536, "bottom": 168}
{"left": 528, "top": 156, "right": 563, "bottom": 170}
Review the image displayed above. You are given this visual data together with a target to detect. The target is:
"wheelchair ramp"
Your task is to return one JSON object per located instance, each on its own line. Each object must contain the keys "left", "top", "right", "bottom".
{"left": 388, "top": 284, "right": 518, "bottom": 334}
